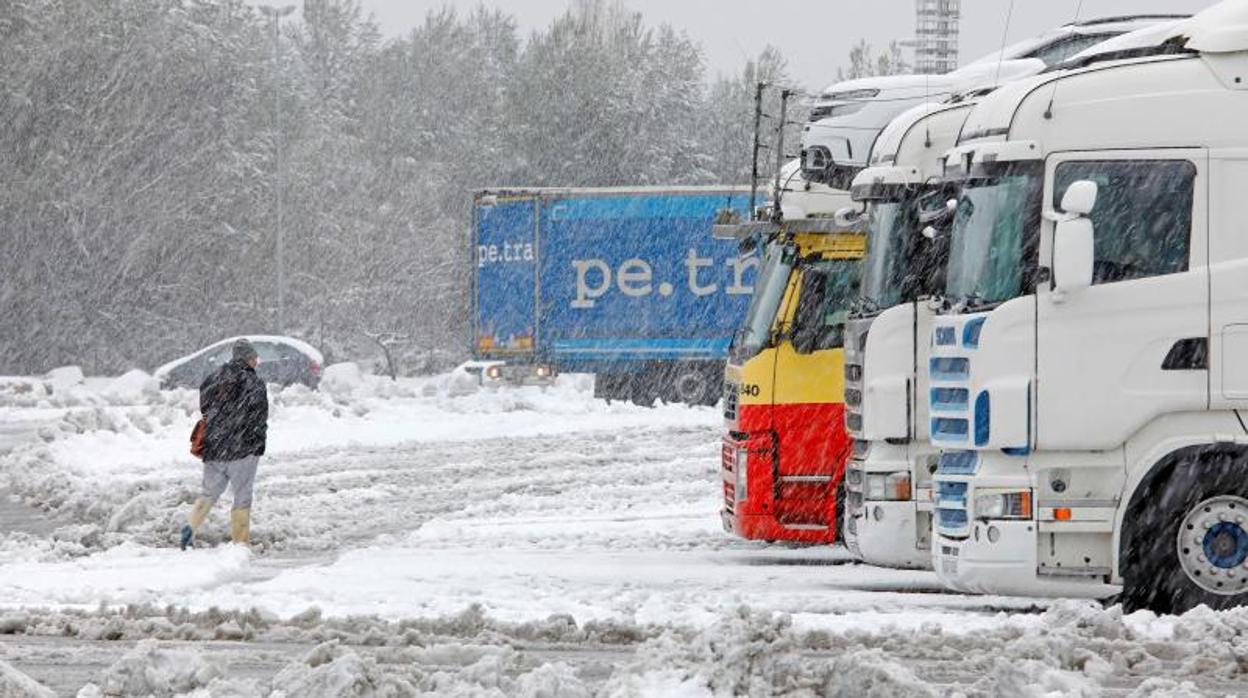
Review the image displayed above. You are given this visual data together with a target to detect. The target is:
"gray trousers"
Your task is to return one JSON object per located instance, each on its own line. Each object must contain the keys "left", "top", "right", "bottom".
{"left": 202, "top": 455, "right": 259, "bottom": 509}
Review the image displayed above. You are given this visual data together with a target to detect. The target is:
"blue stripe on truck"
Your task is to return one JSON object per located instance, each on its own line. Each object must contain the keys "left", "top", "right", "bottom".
{"left": 550, "top": 338, "right": 731, "bottom": 361}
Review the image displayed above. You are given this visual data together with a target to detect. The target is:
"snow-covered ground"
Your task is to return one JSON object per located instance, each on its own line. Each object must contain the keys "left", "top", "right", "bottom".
{"left": 2, "top": 366, "right": 1248, "bottom": 696}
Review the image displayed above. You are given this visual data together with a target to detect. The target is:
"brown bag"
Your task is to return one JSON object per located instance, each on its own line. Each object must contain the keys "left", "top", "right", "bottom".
{"left": 190, "top": 418, "right": 206, "bottom": 459}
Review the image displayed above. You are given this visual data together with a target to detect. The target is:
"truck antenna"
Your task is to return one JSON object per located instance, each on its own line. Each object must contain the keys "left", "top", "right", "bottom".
{"left": 1045, "top": 0, "right": 1085, "bottom": 119}
{"left": 749, "top": 82, "right": 767, "bottom": 218}
{"left": 993, "top": 0, "right": 1018, "bottom": 89}
{"left": 772, "top": 89, "right": 793, "bottom": 222}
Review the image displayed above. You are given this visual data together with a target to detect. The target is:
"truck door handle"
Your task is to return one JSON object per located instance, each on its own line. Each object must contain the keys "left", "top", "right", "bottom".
{"left": 1161, "top": 338, "right": 1208, "bottom": 371}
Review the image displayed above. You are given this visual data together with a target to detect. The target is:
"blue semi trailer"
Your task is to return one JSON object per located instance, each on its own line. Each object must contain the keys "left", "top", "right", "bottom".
{"left": 470, "top": 186, "right": 756, "bottom": 406}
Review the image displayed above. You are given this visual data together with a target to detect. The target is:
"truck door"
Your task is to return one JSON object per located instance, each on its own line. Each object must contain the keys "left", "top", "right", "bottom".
{"left": 473, "top": 195, "right": 539, "bottom": 359}
{"left": 770, "top": 253, "right": 860, "bottom": 527}
{"left": 1036, "top": 150, "right": 1209, "bottom": 450}
{"left": 1208, "top": 153, "right": 1248, "bottom": 410}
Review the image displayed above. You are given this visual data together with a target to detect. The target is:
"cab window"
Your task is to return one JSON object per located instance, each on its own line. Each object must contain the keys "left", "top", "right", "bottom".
{"left": 791, "top": 260, "right": 861, "bottom": 353}
{"left": 1053, "top": 159, "right": 1195, "bottom": 285}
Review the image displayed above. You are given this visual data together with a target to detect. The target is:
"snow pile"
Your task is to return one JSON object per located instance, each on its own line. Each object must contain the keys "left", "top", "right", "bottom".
{"left": 75, "top": 639, "right": 229, "bottom": 697}
{"left": 45, "top": 366, "right": 85, "bottom": 394}
{"left": 0, "top": 659, "right": 55, "bottom": 698}
{"left": 269, "top": 641, "right": 409, "bottom": 697}
{"left": 0, "top": 368, "right": 172, "bottom": 409}
{"left": 100, "top": 369, "right": 161, "bottom": 403}
{"left": 317, "top": 362, "right": 367, "bottom": 399}
{"left": 67, "top": 636, "right": 594, "bottom": 697}
{"left": 596, "top": 601, "right": 1248, "bottom": 695}
{"left": 5, "top": 597, "right": 1248, "bottom": 694}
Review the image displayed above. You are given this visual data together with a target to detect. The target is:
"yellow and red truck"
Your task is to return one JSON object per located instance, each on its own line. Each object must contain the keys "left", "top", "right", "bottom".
{"left": 720, "top": 223, "right": 865, "bottom": 543}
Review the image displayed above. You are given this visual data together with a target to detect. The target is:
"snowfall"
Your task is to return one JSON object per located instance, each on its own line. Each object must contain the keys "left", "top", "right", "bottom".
{"left": 1, "top": 366, "right": 1247, "bottom": 696}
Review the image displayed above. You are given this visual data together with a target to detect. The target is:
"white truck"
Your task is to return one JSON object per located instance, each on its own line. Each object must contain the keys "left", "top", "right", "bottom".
{"left": 927, "top": 0, "right": 1248, "bottom": 613}
{"left": 839, "top": 100, "right": 975, "bottom": 569}
{"left": 792, "top": 16, "right": 1184, "bottom": 232}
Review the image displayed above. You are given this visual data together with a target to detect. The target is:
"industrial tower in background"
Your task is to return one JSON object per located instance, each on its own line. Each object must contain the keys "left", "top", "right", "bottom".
{"left": 914, "top": 0, "right": 961, "bottom": 74}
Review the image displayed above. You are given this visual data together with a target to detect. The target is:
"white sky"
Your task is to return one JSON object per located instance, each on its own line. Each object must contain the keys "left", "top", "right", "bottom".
{"left": 260, "top": 0, "right": 1219, "bottom": 90}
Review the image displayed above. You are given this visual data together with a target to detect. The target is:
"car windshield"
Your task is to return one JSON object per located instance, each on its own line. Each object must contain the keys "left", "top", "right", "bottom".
{"left": 790, "top": 258, "right": 861, "bottom": 352}
{"left": 945, "top": 164, "right": 1042, "bottom": 310}
{"left": 730, "top": 241, "right": 795, "bottom": 362}
{"left": 858, "top": 200, "right": 913, "bottom": 314}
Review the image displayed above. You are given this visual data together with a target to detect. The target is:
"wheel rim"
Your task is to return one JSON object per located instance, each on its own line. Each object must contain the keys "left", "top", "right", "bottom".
{"left": 1177, "top": 495, "right": 1248, "bottom": 595}
{"left": 674, "top": 372, "right": 707, "bottom": 402}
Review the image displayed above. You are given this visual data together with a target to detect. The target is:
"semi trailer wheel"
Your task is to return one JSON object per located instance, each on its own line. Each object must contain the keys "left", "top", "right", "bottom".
{"left": 672, "top": 368, "right": 711, "bottom": 405}
{"left": 664, "top": 362, "right": 722, "bottom": 407}
{"left": 1122, "top": 454, "right": 1248, "bottom": 614}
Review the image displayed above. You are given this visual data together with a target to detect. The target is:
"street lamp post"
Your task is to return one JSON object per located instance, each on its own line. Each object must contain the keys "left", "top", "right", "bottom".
{"left": 259, "top": 4, "right": 296, "bottom": 334}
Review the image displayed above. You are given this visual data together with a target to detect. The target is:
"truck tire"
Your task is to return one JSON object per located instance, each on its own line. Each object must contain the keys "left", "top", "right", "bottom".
{"left": 628, "top": 371, "right": 658, "bottom": 408}
{"left": 1122, "top": 452, "right": 1248, "bottom": 614}
{"left": 664, "top": 363, "right": 722, "bottom": 407}
{"left": 672, "top": 367, "right": 711, "bottom": 406}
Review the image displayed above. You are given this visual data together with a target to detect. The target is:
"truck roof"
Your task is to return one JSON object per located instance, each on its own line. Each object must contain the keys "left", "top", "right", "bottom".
{"left": 955, "top": 0, "right": 1248, "bottom": 153}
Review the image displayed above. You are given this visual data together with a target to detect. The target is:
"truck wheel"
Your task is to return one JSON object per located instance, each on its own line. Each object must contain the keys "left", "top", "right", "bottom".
{"left": 672, "top": 367, "right": 711, "bottom": 406}
{"left": 1122, "top": 454, "right": 1248, "bottom": 614}
{"left": 628, "top": 371, "right": 658, "bottom": 408}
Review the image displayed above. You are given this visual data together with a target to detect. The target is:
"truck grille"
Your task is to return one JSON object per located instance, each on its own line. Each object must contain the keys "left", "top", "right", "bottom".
{"left": 937, "top": 450, "right": 979, "bottom": 476}
{"left": 845, "top": 461, "right": 864, "bottom": 518}
{"left": 935, "top": 479, "right": 970, "bottom": 538}
{"left": 928, "top": 320, "right": 974, "bottom": 447}
{"left": 842, "top": 321, "right": 868, "bottom": 438}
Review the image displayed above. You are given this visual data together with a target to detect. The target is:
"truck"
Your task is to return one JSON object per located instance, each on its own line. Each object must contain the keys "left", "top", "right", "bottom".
{"left": 799, "top": 16, "right": 1187, "bottom": 192}
{"left": 839, "top": 100, "right": 972, "bottom": 569}
{"left": 471, "top": 187, "right": 756, "bottom": 406}
{"left": 926, "top": 2, "right": 1248, "bottom": 613}
{"left": 719, "top": 219, "right": 865, "bottom": 544}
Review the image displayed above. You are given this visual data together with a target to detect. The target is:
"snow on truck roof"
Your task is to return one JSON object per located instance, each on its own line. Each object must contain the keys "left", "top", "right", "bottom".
{"left": 1166, "top": 0, "right": 1248, "bottom": 54}
{"left": 953, "top": 0, "right": 1248, "bottom": 149}
{"left": 154, "top": 335, "right": 324, "bottom": 378}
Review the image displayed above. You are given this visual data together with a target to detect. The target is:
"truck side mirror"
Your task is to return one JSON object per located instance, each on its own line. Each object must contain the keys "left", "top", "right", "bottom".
{"left": 1060, "top": 180, "right": 1097, "bottom": 217}
{"left": 738, "top": 235, "right": 758, "bottom": 255}
{"left": 1052, "top": 180, "right": 1097, "bottom": 293}
{"left": 833, "top": 206, "right": 863, "bottom": 228}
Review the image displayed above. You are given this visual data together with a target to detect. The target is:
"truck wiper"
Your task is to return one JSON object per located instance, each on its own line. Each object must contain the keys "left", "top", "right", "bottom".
{"left": 951, "top": 292, "right": 985, "bottom": 314}
{"left": 854, "top": 295, "right": 881, "bottom": 315}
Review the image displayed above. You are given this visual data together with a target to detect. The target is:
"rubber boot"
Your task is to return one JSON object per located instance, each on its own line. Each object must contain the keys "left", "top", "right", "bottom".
{"left": 180, "top": 497, "right": 214, "bottom": 551}
{"left": 230, "top": 507, "right": 251, "bottom": 546}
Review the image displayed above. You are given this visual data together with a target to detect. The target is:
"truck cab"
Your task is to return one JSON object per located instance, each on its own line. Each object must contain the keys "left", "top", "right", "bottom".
{"left": 927, "top": 2, "right": 1248, "bottom": 612}
{"left": 721, "top": 223, "right": 865, "bottom": 543}
{"left": 840, "top": 101, "right": 972, "bottom": 569}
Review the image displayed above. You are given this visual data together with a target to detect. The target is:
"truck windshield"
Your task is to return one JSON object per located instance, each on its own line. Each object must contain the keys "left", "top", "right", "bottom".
{"left": 858, "top": 200, "right": 914, "bottom": 314}
{"left": 790, "top": 259, "right": 861, "bottom": 352}
{"left": 731, "top": 241, "right": 795, "bottom": 362}
{"left": 944, "top": 164, "right": 1042, "bottom": 310}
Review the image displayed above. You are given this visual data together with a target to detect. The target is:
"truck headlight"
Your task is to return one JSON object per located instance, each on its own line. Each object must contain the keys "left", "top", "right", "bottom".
{"left": 735, "top": 448, "right": 748, "bottom": 502}
{"left": 973, "top": 490, "right": 1032, "bottom": 520}
{"left": 486, "top": 365, "right": 503, "bottom": 380}
{"left": 535, "top": 365, "right": 553, "bottom": 378}
{"left": 864, "top": 472, "right": 911, "bottom": 501}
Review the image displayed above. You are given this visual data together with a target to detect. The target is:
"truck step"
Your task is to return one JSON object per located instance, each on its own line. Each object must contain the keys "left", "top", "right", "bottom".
{"left": 778, "top": 475, "right": 833, "bottom": 484}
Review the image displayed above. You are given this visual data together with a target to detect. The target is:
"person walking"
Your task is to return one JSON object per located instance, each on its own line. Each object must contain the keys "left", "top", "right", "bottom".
{"left": 181, "top": 339, "right": 268, "bottom": 549}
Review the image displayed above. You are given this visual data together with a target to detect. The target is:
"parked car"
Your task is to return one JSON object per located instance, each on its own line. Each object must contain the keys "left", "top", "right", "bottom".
{"left": 155, "top": 335, "right": 323, "bottom": 390}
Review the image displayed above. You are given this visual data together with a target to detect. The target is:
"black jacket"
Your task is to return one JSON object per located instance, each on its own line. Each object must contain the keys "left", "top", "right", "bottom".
{"left": 199, "top": 359, "right": 268, "bottom": 462}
